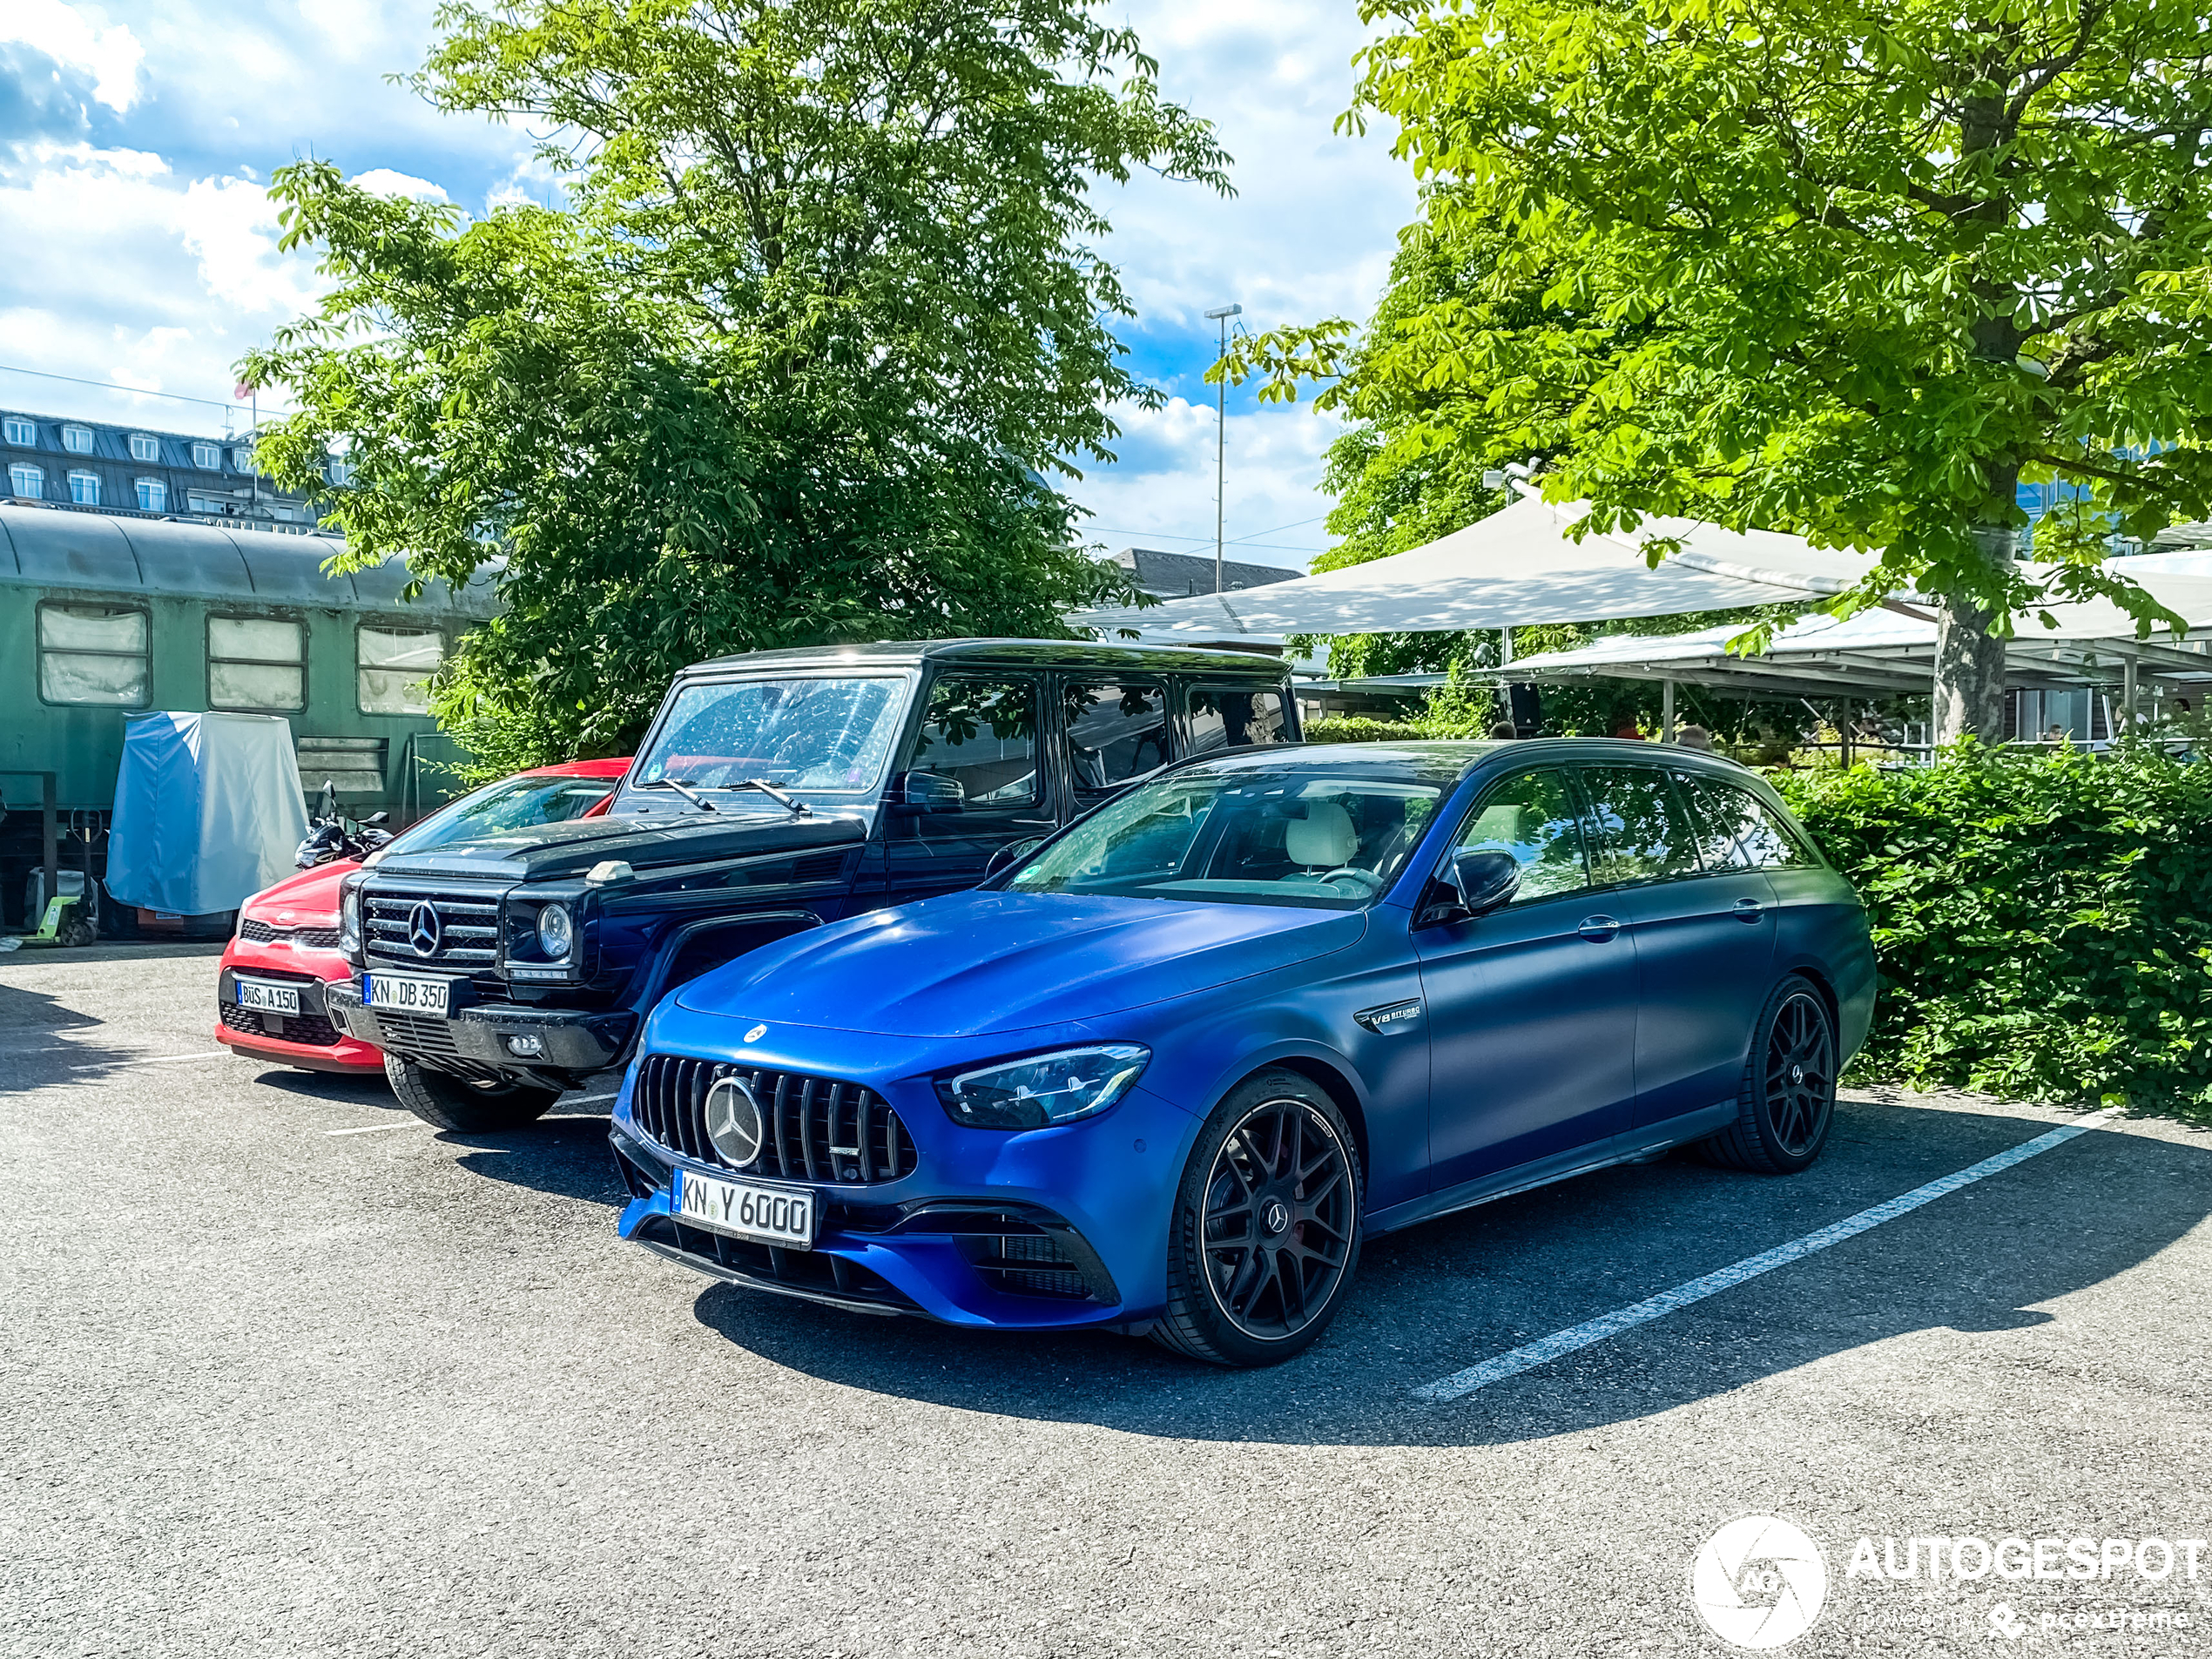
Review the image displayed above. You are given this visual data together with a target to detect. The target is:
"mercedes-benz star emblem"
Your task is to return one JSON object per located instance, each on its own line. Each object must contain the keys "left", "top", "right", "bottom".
{"left": 704, "top": 1076, "right": 766, "bottom": 1169}
{"left": 407, "top": 900, "right": 442, "bottom": 957}
{"left": 1261, "top": 1198, "right": 1291, "bottom": 1236}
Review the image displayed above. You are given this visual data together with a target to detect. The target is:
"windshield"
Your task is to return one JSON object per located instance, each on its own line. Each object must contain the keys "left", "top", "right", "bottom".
{"left": 1007, "top": 762, "right": 1446, "bottom": 910}
{"left": 631, "top": 677, "right": 905, "bottom": 796}
{"left": 390, "top": 772, "right": 621, "bottom": 853}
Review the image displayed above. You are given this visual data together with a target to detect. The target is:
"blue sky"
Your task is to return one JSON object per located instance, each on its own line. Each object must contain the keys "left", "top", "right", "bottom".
{"left": 0, "top": 0, "right": 1415, "bottom": 571}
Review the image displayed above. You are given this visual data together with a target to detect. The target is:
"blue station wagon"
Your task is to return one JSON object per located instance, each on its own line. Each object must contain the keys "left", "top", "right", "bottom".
{"left": 609, "top": 739, "right": 1875, "bottom": 1366}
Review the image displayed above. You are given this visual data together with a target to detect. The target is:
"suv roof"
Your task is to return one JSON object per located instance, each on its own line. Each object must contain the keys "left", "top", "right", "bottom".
{"left": 678, "top": 637, "right": 1286, "bottom": 678}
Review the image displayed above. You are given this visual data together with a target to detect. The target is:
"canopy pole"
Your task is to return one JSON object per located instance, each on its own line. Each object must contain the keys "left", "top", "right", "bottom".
{"left": 1661, "top": 678, "right": 1676, "bottom": 743}
{"left": 1499, "top": 627, "right": 1514, "bottom": 665}
{"left": 1838, "top": 700, "right": 1852, "bottom": 769}
{"left": 2123, "top": 658, "right": 2139, "bottom": 736}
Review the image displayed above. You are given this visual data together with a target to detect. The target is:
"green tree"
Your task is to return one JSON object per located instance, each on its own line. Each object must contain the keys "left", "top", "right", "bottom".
{"left": 247, "top": 0, "right": 1226, "bottom": 763}
{"left": 1228, "top": 0, "right": 2212, "bottom": 740}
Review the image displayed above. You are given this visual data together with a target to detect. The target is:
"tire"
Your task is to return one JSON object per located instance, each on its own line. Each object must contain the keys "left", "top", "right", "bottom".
{"left": 1702, "top": 974, "right": 1838, "bottom": 1174}
{"left": 384, "top": 1052, "right": 560, "bottom": 1133}
{"left": 1152, "top": 1069, "right": 1364, "bottom": 1368}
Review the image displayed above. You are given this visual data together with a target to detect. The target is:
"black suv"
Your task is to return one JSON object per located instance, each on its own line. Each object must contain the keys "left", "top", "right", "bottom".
{"left": 327, "top": 639, "right": 1299, "bottom": 1130}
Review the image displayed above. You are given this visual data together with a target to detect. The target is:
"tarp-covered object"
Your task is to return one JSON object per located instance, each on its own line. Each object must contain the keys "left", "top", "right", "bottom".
{"left": 106, "top": 712, "right": 310, "bottom": 915}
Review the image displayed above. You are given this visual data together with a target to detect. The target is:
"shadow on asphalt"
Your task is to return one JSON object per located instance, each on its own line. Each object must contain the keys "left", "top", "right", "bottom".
{"left": 447, "top": 1111, "right": 629, "bottom": 1208}
{"left": 249, "top": 1068, "right": 395, "bottom": 1107}
{"left": 0, "top": 977, "right": 144, "bottom": 1084}
{"left": 685, "top": 1097, "right": 2212, "bottom": 1447}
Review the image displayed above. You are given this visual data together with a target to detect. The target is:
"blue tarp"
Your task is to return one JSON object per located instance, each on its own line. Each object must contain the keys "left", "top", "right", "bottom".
{"left": 106, "top": 712, "right": 309, "bottom": 916}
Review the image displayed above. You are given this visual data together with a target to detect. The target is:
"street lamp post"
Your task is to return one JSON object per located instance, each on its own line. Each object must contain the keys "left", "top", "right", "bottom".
{"left": 1204, "top": 303, "right": 1242, "bottom": 594}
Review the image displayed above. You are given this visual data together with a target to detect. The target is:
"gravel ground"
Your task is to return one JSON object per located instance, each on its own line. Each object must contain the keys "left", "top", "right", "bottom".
{"left": 4, "top": 944, "right": 2209, "bottom": 1658}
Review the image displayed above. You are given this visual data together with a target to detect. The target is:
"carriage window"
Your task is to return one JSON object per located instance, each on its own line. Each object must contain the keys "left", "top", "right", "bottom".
{"left": 1577, "top": 765, "right": 1701, "bottom": 885}
{"left": 209, "top": 616, "right": 305, "bottom": 711}
{"left": 9, "top": 462, "right": 42, "bottom": 498}
{"left": 358, "top": 626, "right": 444, "bottom": 715}
{"left": 1065, "top": 682, "right": 1169, "bottom": 799}
{"left": 1676, "top": 773, "right": 1818, "bottom": 870}
{"left": 1186, "top": 685, "right": 1288, "bottom": 752}
{"left": 38, "top": 604, "right": 149, "bottom": 706}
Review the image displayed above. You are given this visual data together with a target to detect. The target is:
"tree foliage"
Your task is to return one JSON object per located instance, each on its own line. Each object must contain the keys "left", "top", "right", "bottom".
{"left": 1227, "top": 0, "right": 2212, "bottom": 738}
{"left": 247, "top": 0, "right": 1227, "bottom": 761}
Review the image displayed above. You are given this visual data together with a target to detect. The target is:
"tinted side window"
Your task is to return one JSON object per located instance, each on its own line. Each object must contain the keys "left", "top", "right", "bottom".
{"left": 1187, "top": 685, "right": 1287, "bottom": 752}
{"left": 1578, "top": 765, "right": 1700, "bottom": 885}
{"left": 902, "top": 677, "right": 1040, "bottom": 807}
{"left": 1679, "top": 776, "right": 1817, "bottom": 869}
{"left": 1065, "top": 682, "right": 1170, "bottom": 799}
{"left": 1452, "top": 769, "right": 1590, "bottom": 904}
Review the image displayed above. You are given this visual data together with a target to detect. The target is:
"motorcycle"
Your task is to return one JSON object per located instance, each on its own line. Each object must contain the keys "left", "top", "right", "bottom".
{"left": 296, "top": 780, "right": 393, "bottom": 870}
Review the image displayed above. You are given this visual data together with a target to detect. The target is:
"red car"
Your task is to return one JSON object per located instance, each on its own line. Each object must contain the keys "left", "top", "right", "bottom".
{"left": 217, "top": 759, "right": 631, "bottom": 1075}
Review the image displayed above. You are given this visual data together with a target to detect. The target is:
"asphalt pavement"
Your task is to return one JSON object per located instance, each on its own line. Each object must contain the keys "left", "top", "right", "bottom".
{"left": 4, "top": 945, "right": 2209, "bottom": 1658}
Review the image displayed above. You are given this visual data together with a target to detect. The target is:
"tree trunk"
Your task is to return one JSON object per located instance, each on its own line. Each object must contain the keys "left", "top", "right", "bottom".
{"left": 1932, "top": 523, "right": 2016, "bottom": 744}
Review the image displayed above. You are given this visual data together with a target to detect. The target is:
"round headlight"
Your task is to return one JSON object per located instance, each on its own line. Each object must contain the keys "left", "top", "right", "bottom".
{"left": 536, "top": 902, "right": 573, "bottom": 961}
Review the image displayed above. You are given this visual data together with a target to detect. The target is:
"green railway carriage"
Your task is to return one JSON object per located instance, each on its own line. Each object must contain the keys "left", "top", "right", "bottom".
{"left": 0, "top": 502, "right": 496, "bottom": 927}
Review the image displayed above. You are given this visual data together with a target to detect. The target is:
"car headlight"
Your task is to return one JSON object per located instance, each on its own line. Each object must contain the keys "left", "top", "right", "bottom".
{"left": 536, "top": 903, "right": 573, "bottom": 961}
{"left": 339, "top": 885, "right": 361, "bottom": 954}
{"left": 935, "top": 1044, "right": 1149, "bottom": 1130}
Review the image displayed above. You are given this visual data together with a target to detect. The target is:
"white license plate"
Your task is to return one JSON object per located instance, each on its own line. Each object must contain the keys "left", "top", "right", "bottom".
{"left": 364, "top": 972, "right": 452, "bottom": 1015}
{"left": 673, "top": 1167, "right": 815, "bottom": 1249}
{"left": 234, "top": 977, "right": 300, "bottom": 1015}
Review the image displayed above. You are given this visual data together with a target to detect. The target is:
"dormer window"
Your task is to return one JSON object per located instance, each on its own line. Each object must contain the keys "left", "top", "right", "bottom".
{"left": 192, "top": 442, "right": 221, "bottom": 470}
{"left": 60, "top": 424, "right": 94, "bottom": 455}
{"left": 325, "top": 458, "right": 353, "bottom": 486}
{"left": 2, "top": 415, "right": 32, "bottom": 447}
{"left": 231, "top": 446, "right": 258, "bottom": 474}
{"left": 128, "top": 433, "right": 159, "bottom": 462}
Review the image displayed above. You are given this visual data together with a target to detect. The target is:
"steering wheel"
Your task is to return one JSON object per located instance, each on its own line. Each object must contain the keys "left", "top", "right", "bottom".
{"left": 1315, "top": 867, "right": 1383, "bottom": 894}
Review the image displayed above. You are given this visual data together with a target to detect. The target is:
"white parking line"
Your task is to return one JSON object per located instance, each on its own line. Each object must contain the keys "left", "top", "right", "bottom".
{"left": 69, "top": 1050, "right": 226, "bottom": 1071}
{"left": 327, "top": 1122, "right": 416, "bottom": 1136}
{"left": 1413, "top": 1108, "right": 2122, "bottom": 1404}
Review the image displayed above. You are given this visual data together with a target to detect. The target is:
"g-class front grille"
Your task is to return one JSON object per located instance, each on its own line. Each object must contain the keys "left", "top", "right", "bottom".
{"left": 362, "top": 883, "right": 502, "bottom": 967}
{"left": 632, "top": 1054, "right": 918, "bottom": 1185}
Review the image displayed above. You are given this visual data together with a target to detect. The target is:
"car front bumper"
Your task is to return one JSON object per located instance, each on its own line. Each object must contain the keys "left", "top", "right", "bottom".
{"left": 326, "top": 977, "right": 637, "bottom": 1079}
{"left": 609, "top": 1029, "right": 1202, "bottom": 1332}
{"left": 214, "top": 951, "right": 384, "bottom": 1073}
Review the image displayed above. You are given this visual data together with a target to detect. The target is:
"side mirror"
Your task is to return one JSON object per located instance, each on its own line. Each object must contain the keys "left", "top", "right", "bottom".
{"left": 318, "top": 779, "right": 338, "bottom": 821}
{"left": 1419, "top": 849, "right": 1521, "bottom": 927}
{"left": 892, "top": 771, "right": 966, "bottom": 813}
{"left": 984, "top": 836, "right": 1045, "bottom": 880}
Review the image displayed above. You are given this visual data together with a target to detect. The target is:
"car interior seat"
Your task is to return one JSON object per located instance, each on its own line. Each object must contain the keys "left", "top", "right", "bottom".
{"left": 1285, "top": 801, "right": 1359, "bottom": 869}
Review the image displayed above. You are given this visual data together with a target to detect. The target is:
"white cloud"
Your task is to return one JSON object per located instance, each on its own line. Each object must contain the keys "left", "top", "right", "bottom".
{"left": 1071, "top": 395, "right": 1344, "bottom": 574}
{"left": 352, "top": 166, "right": 448, "bottom": 201}
{"left": 1, "top": 0, "right": 145, "bottom": 111}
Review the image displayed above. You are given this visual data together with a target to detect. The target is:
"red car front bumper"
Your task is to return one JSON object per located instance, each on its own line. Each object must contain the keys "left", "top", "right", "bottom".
{"left": 215, "top": 931, "right": 385, "bottom": 1075}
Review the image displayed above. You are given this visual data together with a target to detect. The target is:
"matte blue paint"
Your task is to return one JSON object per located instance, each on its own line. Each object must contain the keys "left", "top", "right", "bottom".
{"left": 614, "top": 739, "right": 1877, "bottom": 1334}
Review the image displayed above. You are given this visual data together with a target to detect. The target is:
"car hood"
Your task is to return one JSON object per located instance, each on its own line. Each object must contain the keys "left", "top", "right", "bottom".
{"left": 368, "top": 808, "right": 869, "bottom": 883}
{"left": 675, "top": 890, "right": 1368, "bottom": 1038}
{"left": 241, "top": 860, "right": 355, "bottom": 921}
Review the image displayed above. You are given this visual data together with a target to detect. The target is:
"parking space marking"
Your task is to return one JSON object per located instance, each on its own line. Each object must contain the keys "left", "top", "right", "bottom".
{"left": 69, "top": 1050, "right": 226, "bottom": 1071}
{"left": 1413, "top": 1109, "right": 2122, "bottom": 1404}
{"left": 326, "top": 1123, "right": 417, "bottom": 1136}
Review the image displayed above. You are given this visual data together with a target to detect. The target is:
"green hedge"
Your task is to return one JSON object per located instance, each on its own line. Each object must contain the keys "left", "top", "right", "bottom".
{"left": 1775, "top": 745, "right": 2212, "bottom": 1113}
{"left": 1305, "top": 716, "right": 1430, "bottom": 745}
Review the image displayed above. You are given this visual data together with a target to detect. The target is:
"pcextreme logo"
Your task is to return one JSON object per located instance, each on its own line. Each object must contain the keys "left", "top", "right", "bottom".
{"left": 1691, "top": 1514, "right": 1830, "bottom": 1650}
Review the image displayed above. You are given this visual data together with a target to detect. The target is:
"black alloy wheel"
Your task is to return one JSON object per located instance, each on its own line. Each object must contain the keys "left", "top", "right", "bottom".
{"left": 384, "top": 1053, "right": 561, "bottom": 1133}
{"left": 1703, "top": 974, "right": 1838, "bottom": 1174}
{"left": 1155, "top": 1070, "right": 1362, "bottom": 1366}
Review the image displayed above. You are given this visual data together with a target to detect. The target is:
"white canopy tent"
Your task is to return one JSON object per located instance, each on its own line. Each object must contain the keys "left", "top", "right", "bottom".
{"left": 1070, "top": 489, "right": 1882, "bottom": 644}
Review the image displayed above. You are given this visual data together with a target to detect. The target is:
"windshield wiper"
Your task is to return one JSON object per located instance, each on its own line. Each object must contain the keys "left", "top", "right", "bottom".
{"left": 728, "top": 778, "right": 812, "bottom": 817}
{"left": 639, "top": 778, "right": 718, "bottom": 812}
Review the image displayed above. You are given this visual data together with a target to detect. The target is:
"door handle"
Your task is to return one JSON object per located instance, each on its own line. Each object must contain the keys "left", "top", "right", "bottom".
{"left": 1577, "top": 915, "right": 1622, "bottom": 941}
{"left": 1730, "top": 897, "right": 1766, "bottom": 921}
